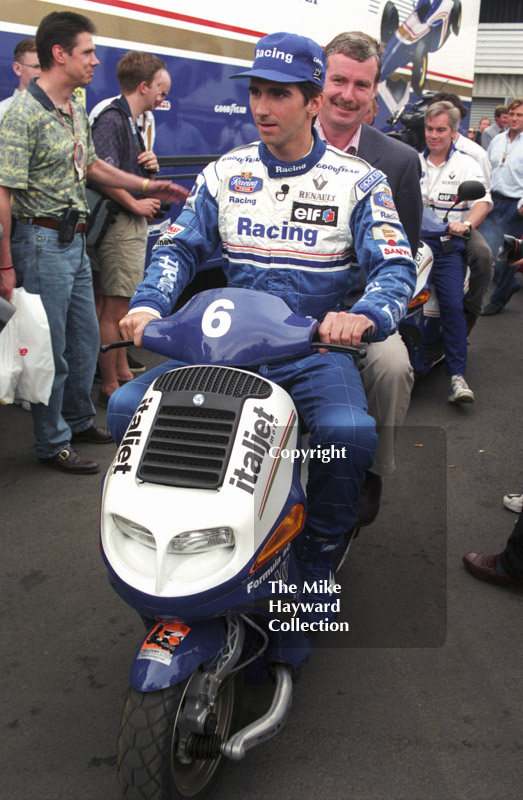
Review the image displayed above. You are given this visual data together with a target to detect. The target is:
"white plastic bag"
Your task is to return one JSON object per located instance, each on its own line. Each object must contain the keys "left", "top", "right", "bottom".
{"left": 0, "top": 287, "right": 54, "bottom": 406}
{"left": 0, "top": 308, "right": 22, "bottom": 404}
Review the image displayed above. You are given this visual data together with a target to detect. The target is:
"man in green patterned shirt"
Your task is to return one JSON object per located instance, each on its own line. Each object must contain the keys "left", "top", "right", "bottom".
{"left": 0, "top": 11, "right": 187, "bottom": 474}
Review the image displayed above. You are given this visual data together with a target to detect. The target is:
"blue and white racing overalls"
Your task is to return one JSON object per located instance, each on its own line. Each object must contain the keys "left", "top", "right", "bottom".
{"left": 111, "top": 131, "right": 415, "bottom": 541}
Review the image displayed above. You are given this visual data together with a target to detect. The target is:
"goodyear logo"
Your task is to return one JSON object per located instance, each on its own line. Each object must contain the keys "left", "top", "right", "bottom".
{"left": 229, "top": 175, "right": 263, "bottom": 194}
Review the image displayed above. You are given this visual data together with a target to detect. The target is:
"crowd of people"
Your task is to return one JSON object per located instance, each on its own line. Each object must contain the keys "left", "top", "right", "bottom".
{"left": 0, "top": 12, "right": 521, "bottom": 593}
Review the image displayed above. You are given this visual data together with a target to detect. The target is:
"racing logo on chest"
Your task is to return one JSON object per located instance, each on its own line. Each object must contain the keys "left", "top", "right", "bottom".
{"left": 229, "top": 174, "right": 264, "bottom": 194}
{"left": 291, "top": 202, "right": 338, "bottom": 226}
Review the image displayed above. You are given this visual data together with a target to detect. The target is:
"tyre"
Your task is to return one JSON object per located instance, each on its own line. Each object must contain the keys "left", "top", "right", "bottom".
{"left": 411, "top": 41, "right": 428, "bottom": 97}
{"left": 117, "top": 670, "right": 239, "bottom": 800}
{"left": 380, "top": 1, "right": 399, "bottom": 44}
{"left": 450, "top": 0, "right": 462, "bottom": 36}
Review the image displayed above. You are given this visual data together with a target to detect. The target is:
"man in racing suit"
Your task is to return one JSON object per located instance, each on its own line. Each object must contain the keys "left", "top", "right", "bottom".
{"left": 112, "top": 32, "right": 416, "bottom": 598}
{"left": 420, "top": 101, "right": 492, "bottom": 403}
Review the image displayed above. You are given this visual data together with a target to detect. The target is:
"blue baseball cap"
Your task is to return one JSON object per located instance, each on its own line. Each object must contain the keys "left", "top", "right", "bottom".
{"left": 231, "top": 32, "right": 325, "bottom": 88}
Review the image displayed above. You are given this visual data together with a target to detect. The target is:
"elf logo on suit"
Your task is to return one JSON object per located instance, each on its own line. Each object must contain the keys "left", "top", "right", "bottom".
{"left": 291, "top": 202, "right": 338, "bottom": 226}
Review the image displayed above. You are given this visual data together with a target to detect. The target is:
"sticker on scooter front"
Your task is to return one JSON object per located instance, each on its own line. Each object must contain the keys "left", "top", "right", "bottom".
{"left": 136, "top": 622, "right": 191, "bottom": 666}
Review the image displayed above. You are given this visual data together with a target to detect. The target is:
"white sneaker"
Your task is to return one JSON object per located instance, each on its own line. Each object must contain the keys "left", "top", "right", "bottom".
{"left": 503, "top": 493, "right": 523, "bottom": 513}
{"left": 448, "top": 375, "right": 474, "bottom": 404}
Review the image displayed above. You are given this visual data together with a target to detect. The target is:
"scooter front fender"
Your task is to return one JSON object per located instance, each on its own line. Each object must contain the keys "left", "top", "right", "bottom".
{"left": 129, "top": 618, "right": 228, "bottom": 692}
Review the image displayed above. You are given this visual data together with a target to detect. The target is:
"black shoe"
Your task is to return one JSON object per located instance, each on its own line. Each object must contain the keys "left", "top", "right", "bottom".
{"left": 481, "top": 304, "right": 502, "bottom": 316}
{"left": 39, "top": 447, "right": 99, "bottom": 474}
{"left": 127, "top": 354, "right": 145, "bottom": 373}
{"left": 355, "top": 471, "right": 382, "bottom": 526}
{"left": 72, "top": 423, "right": 113, "bottom": 444}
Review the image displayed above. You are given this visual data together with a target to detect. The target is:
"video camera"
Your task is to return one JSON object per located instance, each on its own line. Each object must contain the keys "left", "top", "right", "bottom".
{"left": 153, "top": 200, "right": 172, "bottom": 220}
{"left": 498, "top": 235, "right": 523, "bottom": 263}
{"left": 386, "top": 91, "right": 437, "bottom": 152}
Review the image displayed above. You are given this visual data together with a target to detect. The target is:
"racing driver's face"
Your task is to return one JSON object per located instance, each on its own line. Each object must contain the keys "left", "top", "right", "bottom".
{"left": 321, "top": 53, "right": 378, "bottom": 137}
{"left": 248, "top": 78, "right": 323, "bottom": 162}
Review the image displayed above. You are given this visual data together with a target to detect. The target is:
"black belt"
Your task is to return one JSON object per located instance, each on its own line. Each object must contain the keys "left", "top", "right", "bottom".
{"left": 18, "top": 217, "right": 87, "bottom": 234}
{"left": 492, "top": 191, "right": 518, "bottom": 201}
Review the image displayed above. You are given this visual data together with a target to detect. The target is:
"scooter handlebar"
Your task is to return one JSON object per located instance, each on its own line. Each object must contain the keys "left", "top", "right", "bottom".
{"left": 100, "top": 339, "right": 134, "bottom": 353}
{"left": 310, "top": 326, "right": 372, "bottom": 358}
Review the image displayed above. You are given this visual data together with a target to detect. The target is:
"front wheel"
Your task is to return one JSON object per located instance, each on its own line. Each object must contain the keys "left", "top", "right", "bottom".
{"left": 380, "top": 1, "right": 399, "bottom": 44}
{"left": 450, "top": 0, "right": 462, "bottom": 36}
{"left": 117, "top": 670, "right": 239, "bottom": 800}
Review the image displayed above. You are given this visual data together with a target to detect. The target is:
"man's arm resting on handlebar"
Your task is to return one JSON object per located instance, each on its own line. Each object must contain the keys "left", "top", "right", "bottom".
{"left": 448, "top": 200, "right": 491, "bottom": 235}
{"left": 120, "top": 307, "right": 160, "bottom": 347}
{"left": 318, "top": 311, "right": 375, "bottom": 353}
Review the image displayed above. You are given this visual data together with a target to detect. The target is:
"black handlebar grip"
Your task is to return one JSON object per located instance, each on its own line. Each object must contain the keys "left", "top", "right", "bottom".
{"left": 100, "top": 339, "right": 134, "bottom": 353}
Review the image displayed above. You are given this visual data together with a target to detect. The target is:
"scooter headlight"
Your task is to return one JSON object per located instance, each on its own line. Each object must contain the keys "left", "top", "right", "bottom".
{"left": 113, "top": 514, "right": 156, "bottom": 549}
{"left": 167, "top": 527, "right": 234, "bottom": 554}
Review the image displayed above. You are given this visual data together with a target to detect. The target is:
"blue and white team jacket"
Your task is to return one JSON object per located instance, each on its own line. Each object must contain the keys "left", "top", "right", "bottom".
{"left": 131, "top": 132, "right": 416, "bottom": 340}
{"left": 419, "top": 142, "right": 492, "bottom": 223}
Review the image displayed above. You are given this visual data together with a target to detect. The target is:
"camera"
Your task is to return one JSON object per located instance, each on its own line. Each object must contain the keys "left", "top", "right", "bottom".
{"left": 153, "top": 200, "right": 172, "bottom": 220}
{"left": 386, "top": 91, "right": 437, "bottom": 152}
{"left": 498, "top": 235, "right": 523, "bottom": 263}
{"left": 58, "top": 203, "right": 80, "bottom": 243}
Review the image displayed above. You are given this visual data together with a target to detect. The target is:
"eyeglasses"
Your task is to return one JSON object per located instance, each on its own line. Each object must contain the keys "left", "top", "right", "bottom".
{"left": 16, "top": 61, "right": 40, "bottom": 70}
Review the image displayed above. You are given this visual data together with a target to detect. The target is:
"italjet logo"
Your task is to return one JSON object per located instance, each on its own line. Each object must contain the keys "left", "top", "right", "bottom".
{"left": 229, "top": 175, "right": 263, "bottom": 194}
{"left": 291, "top": 202, "right": 338, "bottom": 226}
{"left": 229, "top": 406, "right": 275, "bottom": 495}
{"left": 112, "top": 397, "right": 154, "bottom": 475}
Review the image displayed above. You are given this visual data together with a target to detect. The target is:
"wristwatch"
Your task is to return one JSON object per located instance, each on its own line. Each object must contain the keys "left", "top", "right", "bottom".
{"left": 463, "top": 221, "right": 472, "bottom": 229}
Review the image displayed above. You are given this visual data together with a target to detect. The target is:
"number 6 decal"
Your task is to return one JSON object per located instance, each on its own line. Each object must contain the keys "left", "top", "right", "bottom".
{"left": 201, "top": 298, "right": 235, "bottom": 338}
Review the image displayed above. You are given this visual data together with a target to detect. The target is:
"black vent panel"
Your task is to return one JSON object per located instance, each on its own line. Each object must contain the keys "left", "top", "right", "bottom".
{"left": 136, "top": 366, "right": 272, "bottom": 488}
{"left": 154, "top": 365, "right": 272, "bottom": 399}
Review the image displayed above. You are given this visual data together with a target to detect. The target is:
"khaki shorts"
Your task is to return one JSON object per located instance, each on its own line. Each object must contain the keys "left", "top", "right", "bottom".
{"left": 88, "top": 212, "right": 148, "bottom": 297}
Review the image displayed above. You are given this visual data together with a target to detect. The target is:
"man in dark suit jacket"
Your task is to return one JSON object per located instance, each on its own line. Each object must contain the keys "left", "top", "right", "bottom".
{"left": 358, "top": 122, "right": 422, "bottom": 254}
{"left": 316, "top": 31, "right": 423, "bottom": 524}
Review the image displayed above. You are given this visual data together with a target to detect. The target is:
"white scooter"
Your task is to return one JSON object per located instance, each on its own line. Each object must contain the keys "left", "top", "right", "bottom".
{"left": 100, "top": 287, "right": 368, "bottom": 800}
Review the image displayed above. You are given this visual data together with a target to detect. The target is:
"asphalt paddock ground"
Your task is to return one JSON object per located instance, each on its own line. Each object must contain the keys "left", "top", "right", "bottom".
{"left": 1, "top": 285, "right": 523, "bottom": 800}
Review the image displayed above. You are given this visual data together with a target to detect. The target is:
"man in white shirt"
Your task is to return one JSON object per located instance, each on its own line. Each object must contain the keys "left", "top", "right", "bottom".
{"left": 420, "top": 101, "right": 492, "bottom": 403}
{"left": 428, "top": 93, "right": 494, "bottom": 331}
{"left": 480, "top": 97, "right": 523, "bottom": 314}
{"left": 0, "top": 38, "right": 40, "bottom": 124}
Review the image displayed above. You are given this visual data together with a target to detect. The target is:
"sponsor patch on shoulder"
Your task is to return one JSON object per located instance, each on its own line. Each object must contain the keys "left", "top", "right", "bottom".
{"left": 370, "top": 206, "right": 400, "bottom": 223}
{"left": 379, "top": 244, "right": 413, "bottom": 259}
{"left": 372, "top": 224, "right": 404, "bottom": 244}
{"left": 165, "top": 223, "right": 185, "bottom": 237}
{"left": 356, "top": 169, "right": 385, "bottom": 198}
{"left": 372, "top": 191, "right": 397, "bottom": 211}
